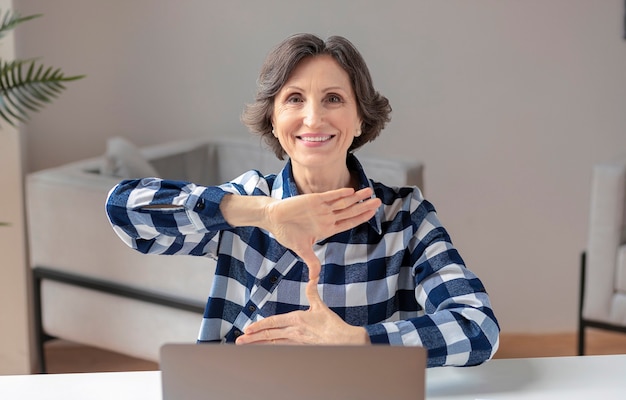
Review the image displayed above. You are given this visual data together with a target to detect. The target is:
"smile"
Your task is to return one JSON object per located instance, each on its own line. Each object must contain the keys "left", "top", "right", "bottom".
{"left": 297, "top": 135, "right": 334, "bottom": 142}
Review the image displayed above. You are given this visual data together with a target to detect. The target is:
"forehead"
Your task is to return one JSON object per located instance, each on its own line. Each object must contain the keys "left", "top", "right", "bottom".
{"left": 282, "top": 55, "right": 352, "bottom": 90}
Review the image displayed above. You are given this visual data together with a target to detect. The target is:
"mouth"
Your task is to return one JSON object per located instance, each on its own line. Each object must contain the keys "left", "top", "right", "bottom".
{"left": 296, "top": 134, "right": 334, "bottom": 143}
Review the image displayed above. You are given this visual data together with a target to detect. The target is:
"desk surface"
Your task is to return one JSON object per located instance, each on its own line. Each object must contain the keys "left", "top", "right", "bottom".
{"left": 1, "top": 354, "right": 625, "bottom": 399}
{"left": 427, "top": 354, "right": 626, "bottom": 399}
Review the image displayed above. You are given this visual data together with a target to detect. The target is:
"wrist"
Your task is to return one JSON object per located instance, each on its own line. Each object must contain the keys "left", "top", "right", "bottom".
{"left": 343, "top": 326, "right": 370, "bottom": 345}
{"left": 358, "top": 327, "right": 371, "bottom": 344}
{"left": 220, "top": 194, "right": 274, "bottom": 229}
{"left": 261, "top": 198, "right": 278, "bottom": 233}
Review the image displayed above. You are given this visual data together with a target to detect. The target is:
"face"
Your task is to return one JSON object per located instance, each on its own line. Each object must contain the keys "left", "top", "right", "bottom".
{"left": 272, "top": 55, "right": 362, "bottom": 174}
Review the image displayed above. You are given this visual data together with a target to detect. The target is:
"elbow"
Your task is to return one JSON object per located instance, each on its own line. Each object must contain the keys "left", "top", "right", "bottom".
{"left": 468, "top": 326, "right": 500, "bottom": 367}
{"left": 463, "top": 309, "right": 501, "bottom": 366}
{"left": 106, "top": 185, "right": 157, "bottom": 254}
{"left": 434, "top": 307, "right": 500, "bottom": 368}
{"left": 110, "top": 225, "right": 156, "bottom": 254}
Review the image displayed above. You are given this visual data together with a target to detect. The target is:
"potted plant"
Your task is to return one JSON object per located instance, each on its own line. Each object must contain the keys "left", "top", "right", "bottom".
{"left": 0, "top": 8, "right": 83, "bottom": 373}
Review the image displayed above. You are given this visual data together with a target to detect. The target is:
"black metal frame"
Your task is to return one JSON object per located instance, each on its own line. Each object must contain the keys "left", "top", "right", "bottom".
{"left": 577, "top": 252, "right": 626, "bottom": 355}
{"left": 32, "top": 266, "right": 205, "bottom": 373}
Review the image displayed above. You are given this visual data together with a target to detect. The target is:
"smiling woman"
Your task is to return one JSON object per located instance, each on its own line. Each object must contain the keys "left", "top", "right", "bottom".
{"left": 105, "top": 33, "right": 500, "bottom": 372}
{"left": 241, "top": 34, "right": 391, "bottom": 161}
{"left": 270, "top": 55, "right": 362, "bottom": 193}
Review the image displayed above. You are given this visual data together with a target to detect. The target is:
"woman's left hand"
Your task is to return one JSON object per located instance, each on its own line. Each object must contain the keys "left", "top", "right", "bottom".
{"left": 235, "top": 277, "right": 370, "bottom": 345}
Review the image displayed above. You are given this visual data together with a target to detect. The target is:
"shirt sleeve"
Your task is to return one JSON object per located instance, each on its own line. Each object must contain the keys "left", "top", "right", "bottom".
{"left": 364, "top": 194, "right": 500, "bottom": 368}
{"left": 105, "top": 170, "right": 269, "bottom": 257}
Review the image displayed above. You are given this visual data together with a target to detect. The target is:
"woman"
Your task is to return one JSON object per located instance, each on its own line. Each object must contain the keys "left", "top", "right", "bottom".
{"left": 106, "top": 33, "right": 499, "bottom": 367}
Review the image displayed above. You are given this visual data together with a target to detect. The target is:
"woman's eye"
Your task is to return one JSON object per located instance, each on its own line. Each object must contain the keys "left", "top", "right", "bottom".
{"left": 327, "top": 94, "right": 343, "bottom": 103}
{"left": 286, "top": 95, "right": 303, "bottom": 103}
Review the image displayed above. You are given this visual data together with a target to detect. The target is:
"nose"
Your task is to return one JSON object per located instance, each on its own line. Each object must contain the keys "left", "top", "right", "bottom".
{"left": 303, "top": 101, "right": 323, "bottom": 128}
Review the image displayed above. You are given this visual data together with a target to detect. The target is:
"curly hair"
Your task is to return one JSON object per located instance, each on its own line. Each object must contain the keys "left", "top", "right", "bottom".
{"left": 241, "top": 33, "right": 391, "bottom": 160}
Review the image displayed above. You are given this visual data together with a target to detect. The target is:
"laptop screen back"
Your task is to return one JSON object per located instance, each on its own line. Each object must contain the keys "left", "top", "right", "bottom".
{"left": 160, "top": 343, "right": 426, "bottom": 400}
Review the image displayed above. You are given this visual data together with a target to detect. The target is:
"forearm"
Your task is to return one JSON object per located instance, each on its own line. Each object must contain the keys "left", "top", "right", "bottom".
{"left": 365, "top": 306, "right": 499, "bottom": 367}
{"left": 219, "top": 193, "right": 274, "bottom": 230}
{"left": 374, "top": 242, "right": 498, "bottom": 366}
{"left": 106, "top": 178, "right": 230, "bottom": 255}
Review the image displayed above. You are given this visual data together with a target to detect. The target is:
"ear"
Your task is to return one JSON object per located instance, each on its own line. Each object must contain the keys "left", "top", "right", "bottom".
{"left": 270, "top": 117, "right": 277, "bottom": 137}
{"left": 355, "top": 120, "right": 363, "bottom": 137}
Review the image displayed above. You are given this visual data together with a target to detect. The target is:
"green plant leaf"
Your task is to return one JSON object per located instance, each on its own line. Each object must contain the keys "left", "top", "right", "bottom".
{"left": 0, "top": 59, "right": 85, "bottom": 127}
{"left": 0, "top": 9, "right": 84, "bottom": 127}
{"left": 0, "top": 10, "right": 42, "bottom": 41}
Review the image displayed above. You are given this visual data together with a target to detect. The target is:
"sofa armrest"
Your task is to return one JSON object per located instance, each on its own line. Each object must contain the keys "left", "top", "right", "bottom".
{"left": 26, "top": 157, "right": 213, "bottom": 302}
{"left": 583, "top": 159, "right": 626, "bottom": 322}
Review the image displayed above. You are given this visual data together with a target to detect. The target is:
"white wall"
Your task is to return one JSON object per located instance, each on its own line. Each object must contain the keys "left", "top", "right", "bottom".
{"left": 14, "top": 0, "right": 626, "bottom": 333}
{"left": 0, "top": 0, "right": 34, "bottom": 375}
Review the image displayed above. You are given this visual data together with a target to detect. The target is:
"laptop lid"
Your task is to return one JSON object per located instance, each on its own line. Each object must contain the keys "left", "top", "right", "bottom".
{"left": 160, "top": 343, "right": 426, "bottom": 400}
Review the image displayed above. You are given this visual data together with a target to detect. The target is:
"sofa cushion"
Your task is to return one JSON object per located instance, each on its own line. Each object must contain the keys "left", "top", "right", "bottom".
{"left": 101, "top": 136, "right": 160, "bottom": 179}
{"left": 42, "top": 281, "right": 199, "bottom": 362}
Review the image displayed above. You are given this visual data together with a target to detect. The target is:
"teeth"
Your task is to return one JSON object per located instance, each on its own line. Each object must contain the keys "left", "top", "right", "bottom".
{"left": 300, "top": 136, "right": 331, "bottom": 142}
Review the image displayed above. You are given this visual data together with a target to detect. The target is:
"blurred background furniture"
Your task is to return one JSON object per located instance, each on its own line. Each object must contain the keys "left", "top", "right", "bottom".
{"left": 579, "top": 157, "right": 626, "bottom": 355}
{"left": 26, "top": 136, "right": 424, "bottom": 372}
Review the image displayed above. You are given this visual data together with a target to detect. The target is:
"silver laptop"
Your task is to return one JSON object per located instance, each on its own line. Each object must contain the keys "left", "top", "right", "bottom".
{"left": 160, "top": 343, "right": 427, "bottom": 400}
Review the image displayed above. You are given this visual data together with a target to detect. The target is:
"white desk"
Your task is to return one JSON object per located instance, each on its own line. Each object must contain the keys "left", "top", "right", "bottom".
{"left": 1, "top": 354, "right": 625, "bottom": 399}
{"left": 427, "top": 354, "right": 626, "bottom": 399}
{"left": 0, "top": 370, "right": 161, "bottom": 400}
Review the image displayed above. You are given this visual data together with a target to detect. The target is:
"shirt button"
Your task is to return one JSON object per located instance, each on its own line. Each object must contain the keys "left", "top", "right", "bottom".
{"left": 195, "top": 200, "right": 205, "bottom": 211}
{"left": 234, "top": 330, "right": 242, "bottom": 337}
{"left": 248, "top": 305, "right": 256, "bottom": 312}
{"left": 269, "top": 276, "right": 278, "bottom": 284}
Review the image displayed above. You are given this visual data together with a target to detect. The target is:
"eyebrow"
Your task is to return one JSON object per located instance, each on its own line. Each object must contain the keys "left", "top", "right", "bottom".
{"left": 281, "top": 85, "right": 349, "bottom": 93}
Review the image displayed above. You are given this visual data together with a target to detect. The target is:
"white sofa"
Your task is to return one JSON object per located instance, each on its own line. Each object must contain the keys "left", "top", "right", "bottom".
{"left": 26, "top": 136, "right": 424, "bottom": 371}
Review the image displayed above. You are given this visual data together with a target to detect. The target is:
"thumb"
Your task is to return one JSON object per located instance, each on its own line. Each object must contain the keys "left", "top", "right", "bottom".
{"left": 298, "top": 248, "right": 321, "bottom": 281}
{"left": 305, "top": 276, "right": 322, "bottom": 309}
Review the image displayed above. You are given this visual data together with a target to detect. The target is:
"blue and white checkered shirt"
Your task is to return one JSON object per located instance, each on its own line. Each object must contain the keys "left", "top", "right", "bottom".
{"left": 106, "top": 154, "right": 499, "bottom": 367}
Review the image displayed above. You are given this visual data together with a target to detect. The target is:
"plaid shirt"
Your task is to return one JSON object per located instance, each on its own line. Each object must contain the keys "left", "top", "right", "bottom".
{"left": 106, "top": 154, "right": 499, "bottom": 367}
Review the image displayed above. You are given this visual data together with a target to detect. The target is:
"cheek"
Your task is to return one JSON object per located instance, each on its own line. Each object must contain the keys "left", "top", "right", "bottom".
{"left": 273, "top": 111, "right": 299, "bottom": 132}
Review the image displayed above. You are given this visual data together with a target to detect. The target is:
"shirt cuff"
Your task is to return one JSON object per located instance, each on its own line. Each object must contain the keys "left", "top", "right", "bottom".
{"left": 185, "top": 186, "right": 233, "bottom": 231}
{"left": 364, "top": 323, "right": 392, "bottom": 344}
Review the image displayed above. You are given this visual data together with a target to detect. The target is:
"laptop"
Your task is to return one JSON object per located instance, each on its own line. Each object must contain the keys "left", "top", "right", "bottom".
{"left": 160, "top": 343, "right": 427, "bottom": 400}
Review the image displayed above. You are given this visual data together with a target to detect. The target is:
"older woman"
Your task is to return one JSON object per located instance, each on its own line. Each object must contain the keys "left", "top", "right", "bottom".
{"left": 106, "top": 33, "right": 499, "bottom": 367}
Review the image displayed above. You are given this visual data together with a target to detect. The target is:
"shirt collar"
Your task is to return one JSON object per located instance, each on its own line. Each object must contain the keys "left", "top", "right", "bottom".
{"left": 273, "top": 153, "right": 383, "bottom": 235}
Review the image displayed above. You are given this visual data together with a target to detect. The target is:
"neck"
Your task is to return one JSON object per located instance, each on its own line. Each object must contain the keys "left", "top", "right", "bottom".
{"left": 292, "top": 162, "right": 356, "bottom": 194}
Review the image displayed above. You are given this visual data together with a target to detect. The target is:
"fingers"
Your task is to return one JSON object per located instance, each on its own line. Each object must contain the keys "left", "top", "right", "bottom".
{"left": 323, "top": 196, "right": 380, "bottom": 237}
{"left": 235, "top": 319, "right": 280, "bottom": 345}
{"left": 240, "top": 279, "right": 320, "bottom": 338}
{"left": 333, "top": 204, "right": 380, "bottom": 233}
{"left": 242, "top": 315, "right": 278, "bottom": 336}
{"left": 317, "top": 187, "right": 380, "bottom": 232}
{"left": 335, "top": 196, "right": 381, "bottom": 220}
{"left": 322, "top": 187, "right": 374, "bottom": 208}
{"left": 325, "top": 188, "right": 380, "bottom": 219}
{"left": 317, "top": 187, "right": 357, "bottom": 203}
{"left": 237, "top": 280, "right": 321, "bottom": 346}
